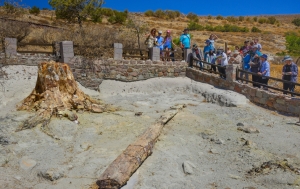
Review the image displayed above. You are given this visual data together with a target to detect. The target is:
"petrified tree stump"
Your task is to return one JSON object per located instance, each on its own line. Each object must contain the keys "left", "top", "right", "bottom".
{"left": 16, "top": 61, "right": 106, "bottom": 135}
{"left": 96, "top": 104, "right": 185, "bottom": 189}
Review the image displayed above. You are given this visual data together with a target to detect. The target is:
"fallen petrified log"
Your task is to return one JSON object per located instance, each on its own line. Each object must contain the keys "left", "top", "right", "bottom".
{"left": 16, "top": 61, "right": 107, "bottom": 137}
{"left": 96, "top": 104, "right": 185, "bottom": 189}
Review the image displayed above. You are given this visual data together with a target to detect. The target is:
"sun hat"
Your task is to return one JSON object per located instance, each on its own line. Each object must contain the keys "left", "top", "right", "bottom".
{"left": 167, "top": 30, "right": 170, "bottom": 33}
{"left": 252, "top": 44, "right": 258, "bottom": 48}
{"left": 158, "top": 31, "right": 162, "bottom": 34}
{"left": 282, "top": 55, "right": 293, "bottom": 62}
{"left": 233, "top": 50, "right": 239, "bottom": 55}
{"left": 205, "top": 39, "right": 210, "bottom": 44}
{"left": 260, "top": 54, "right": 268, "bottom": 59}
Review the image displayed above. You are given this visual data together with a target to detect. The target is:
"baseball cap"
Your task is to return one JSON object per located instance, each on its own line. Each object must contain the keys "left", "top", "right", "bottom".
{"left": 158, "top": 31, "right": 162, "bottom": 34}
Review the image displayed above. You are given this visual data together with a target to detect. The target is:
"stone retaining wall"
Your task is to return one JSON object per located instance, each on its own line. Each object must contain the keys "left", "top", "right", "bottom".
{"left": 186, "top": 67, "right": 300, "bottom": 115}
{"left": 0, "top": 52, "right": 56, "bottom": 66}
{"left": 68, "top": 56, "right": 187, "bottom": 90}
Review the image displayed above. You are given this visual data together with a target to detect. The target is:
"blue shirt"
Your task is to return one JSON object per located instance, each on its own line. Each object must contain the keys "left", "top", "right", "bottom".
{"left": 260, "top": 60, "right": 270, "bottom": 77}
{"left": 203, "top": 45, "right": 213, "bottom": 61}
{"left": 180, "top": 34, "right": 190, "bottom": 48}
{"left": 156, "top": 36, "right": 164, "bottom": 50}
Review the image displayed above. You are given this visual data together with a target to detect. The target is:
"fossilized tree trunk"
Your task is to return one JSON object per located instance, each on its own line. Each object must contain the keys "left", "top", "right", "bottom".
{"left": 16, "top": 61, "right": 105, "bottom": 133}
{"left": 96, "top": 105, "right": 185, "bottom": 189}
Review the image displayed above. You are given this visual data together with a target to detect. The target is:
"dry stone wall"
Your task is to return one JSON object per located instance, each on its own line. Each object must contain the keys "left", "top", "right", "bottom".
{"left": 0, "top": 53, "right": 56, "bottom": 66}
{"left": 68, "top": 57, "right": 187, "bottom": 90}
{"left": 186, "top": 67, "right": 300, "bottom": 115}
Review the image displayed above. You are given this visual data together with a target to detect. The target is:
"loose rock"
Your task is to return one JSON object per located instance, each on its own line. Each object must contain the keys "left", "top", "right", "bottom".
{"left": 238, "top": 126, "right": 259, "bottom": 133}
{"left": 38, "top": 169, "right": 64, "bottom": 181}
{"left": 236, "top": 123, "right": 244, "bottom": 127}
{"left": 210, "top": 149, "right": 218, "bottom": 154}
{"left": 20, "top": 157, "right": 37, "bottom": 171}
{"left": 182, "top": 161, "right": 195, "bottom": 174}
{"left": 91, "top": 104, "right": 104, "bottom": 113}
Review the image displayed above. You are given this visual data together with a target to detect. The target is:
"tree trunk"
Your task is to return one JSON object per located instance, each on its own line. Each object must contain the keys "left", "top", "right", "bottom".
{"left": 16, "top": 61, "right": 106, "bottom": 133}
{"left": 96, "top": 105, "right": 185, "bottom": 189}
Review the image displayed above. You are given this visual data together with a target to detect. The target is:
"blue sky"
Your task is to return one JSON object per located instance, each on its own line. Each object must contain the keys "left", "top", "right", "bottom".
{"left": 15, "top": 0, "right": 300, "bottom": 16}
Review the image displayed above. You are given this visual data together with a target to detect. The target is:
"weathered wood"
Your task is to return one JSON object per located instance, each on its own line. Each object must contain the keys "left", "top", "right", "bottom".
{"left": 16, "top": 61, "right": 107, "bottom": 134}
{"left": 96, "top": 104, "right": 185, "bottom": 189}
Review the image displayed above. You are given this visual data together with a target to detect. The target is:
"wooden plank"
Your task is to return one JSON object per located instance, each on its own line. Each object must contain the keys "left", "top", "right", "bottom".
{"left": 123, "top": 55, "right": 148, "bottom": 58}
{"left": 17, "top": 51, "right": 54, "bottom": 54}
{"left": 18, "top": 43, "right": 54, "bottom": 47}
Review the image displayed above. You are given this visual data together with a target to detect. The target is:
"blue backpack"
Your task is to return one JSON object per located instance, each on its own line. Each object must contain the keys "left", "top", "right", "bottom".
{"left": 243, "top": 54, "right": 251, "bottom": 70}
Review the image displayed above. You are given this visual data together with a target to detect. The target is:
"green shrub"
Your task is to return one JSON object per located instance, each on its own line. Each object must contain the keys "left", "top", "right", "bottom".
{"left": 101, "top": 8, "right": 114, "bottom": 17}
{"left": 239, "top": 16, "right": 244, "bottom": 22}
{"left": 29, "top": 6, "right": 40, "bottom": 16}
{"left": 226, "top": 16, "right": 237, "bottom": 23}
{"left": 251, "top": 26, "right": 261, "bottom": 32}
{"left": 268, "top": 16, "right": 277, "bottom": 24}
{"left": 292, "top": 18, "right": 300, "bottom": 26}
{"left": 258, "top": 18, "right": 267, "bottom": 24}
{"left": 174, "top": 11, "right": 180, "bottom": 17}
{"left": 4, "top": 2, "right": 16, "bottom": 14}
{"left": 91, "top": 8, "right": 102, "bottom": 23}
{"left": 253, "top": 17, "right": 257, "bottom": 22}
{"left": 187, "top": 12, "right": 199, "bottom": 22}
{"left": 165, "top": 10, "right": 177, "bottom": 19}
{"left": 173, "top": 37, "right": 180, "bottom": 46}
{"left": 154, "top": 9, "right": 165, "bottom": 18}
{"left": 216, "top": 15, "right": 224, "bottom": 20}
{"left": 187, "top": 21, "right": 204, "bottom": 31}
{"left": 108, "top": 11, "right": 127, "bottom": 24}
{"left": 144, "top": 10, "right": 154, "bottom": 17}
{"left": 207, "top": 15, "right": 212, "bottom": 19}
{"left": 285, "top": 32, "right": 300, "bottom": 55}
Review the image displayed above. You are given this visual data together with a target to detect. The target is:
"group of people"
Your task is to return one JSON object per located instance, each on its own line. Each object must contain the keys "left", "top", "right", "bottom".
{"left": 145, "top": 28, "right": 298, "bottom": 96}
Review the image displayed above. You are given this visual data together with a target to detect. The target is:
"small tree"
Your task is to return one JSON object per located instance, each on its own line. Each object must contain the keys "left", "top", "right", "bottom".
{"left": 292, "top": 18, "right": 300, "bottom": 27}
{"left": 268, "top": 16, "right": 277, "bottom": 24}
{"left": 144, "top": 10, "right": 154, "bottom": 17}
{"left": 48, "top": 0, "right": 104, "bottom": 27}
{"left": 29, "top": 6, "right": 40, "bottom": 16}
{"left": 251, "top": 26, "right": 261, "bottom": 33}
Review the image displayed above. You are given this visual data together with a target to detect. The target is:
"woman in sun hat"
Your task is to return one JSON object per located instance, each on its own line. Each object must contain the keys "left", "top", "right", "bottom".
{"left": 282, "top": 55, "right": 298, "bottom": 96}
{"left": 258, "top": 54, "right": 270, "bottom": 90}
{"left": 163, "top": 30, "right": 176, "bottom": 60}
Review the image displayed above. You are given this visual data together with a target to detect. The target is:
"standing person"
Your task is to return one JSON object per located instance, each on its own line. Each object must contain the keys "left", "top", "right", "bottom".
{"left": 228, "top": 50, "right": 242, "bottom": 65}
{"left": 216, "top": 50, "right": 228, "bottom": 79}
{"left": 145, "top": 28, "right": 157, "bottom": 58}
{"left": 208, "top": 34, "right": 218, "bottom": 51}
{"left": 203, "top": 40, "right": 214, "bottom": 70}
{"left": 249, "top": 45, "right": 262, "bottom": 87}
{"left": 180, "top": 28, "right": 191, "bottom": 61}
{"left": 240, "top": 40, "right": 250, "bottom": 56}
{"left": 258, "top": 54, "right": 270, "bottom": 90}
{"left": 208, "top": 50, "right": 217, "bottom": 73}
{"left": 254, "top": 38, "right": 262, "bottom": 51}
{"left": 192, "top": 44, "right": 204, "bottom": 70}
{"left": 163, "top": 30, "right": 176, "bottom": 60}
{"left": 282, "top": 55, "right": 298, "bottom": 96}
{"left": 156, "top": 31, "right": 164, "bottom": 60}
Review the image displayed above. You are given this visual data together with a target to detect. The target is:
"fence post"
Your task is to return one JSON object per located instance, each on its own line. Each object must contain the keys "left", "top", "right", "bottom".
{"left": 225, "top": 64, "right": 238, "bottom": 82}
{"left": 114, "top": 43, "right": 123, "bottom": 60}
{"left": 59, "top": 41, "right": 74, "bottom": 63}
{"left": 150, "top": 47, "right": 160, "bottom": 61}
{"left": 5, "top": 38, "right": 17, "bottom": 56}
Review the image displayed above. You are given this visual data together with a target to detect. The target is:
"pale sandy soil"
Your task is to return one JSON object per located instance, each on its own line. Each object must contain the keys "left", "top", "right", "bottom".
{"left": 0, "top": 65, "right": 299, "bottom": 189}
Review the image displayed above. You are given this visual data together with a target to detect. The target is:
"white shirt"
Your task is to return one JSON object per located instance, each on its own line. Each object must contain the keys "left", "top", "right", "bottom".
{"left": 221, "top": 52, "right": 228, "bottom": 66}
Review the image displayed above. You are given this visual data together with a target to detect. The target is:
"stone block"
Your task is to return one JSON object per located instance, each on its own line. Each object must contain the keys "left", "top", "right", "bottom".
{"left": 59, "top": 41, "right": 74, "bottom": 63}
{"left": 5, "top": 38, "right": 17, "bottom": 55}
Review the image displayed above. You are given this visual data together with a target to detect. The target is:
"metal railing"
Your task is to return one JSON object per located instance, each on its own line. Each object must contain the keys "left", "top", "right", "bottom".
{"left": 192, "top": 60, "right": 226, "bottom": 77}
{"left": 237, "top": 68, "right": 300, "bottom": 96}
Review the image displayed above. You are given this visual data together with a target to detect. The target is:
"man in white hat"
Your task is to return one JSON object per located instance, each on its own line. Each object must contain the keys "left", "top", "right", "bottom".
{"left": 228, "top": 50, "right": 242, "bottom": 66}
{"left": 282, "top": 55, "right": 298, "bottom": 96}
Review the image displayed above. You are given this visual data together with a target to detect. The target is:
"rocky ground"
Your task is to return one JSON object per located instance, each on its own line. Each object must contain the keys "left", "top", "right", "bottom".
{"left": 0, "top": 65, "right": 299, "bottom": 189}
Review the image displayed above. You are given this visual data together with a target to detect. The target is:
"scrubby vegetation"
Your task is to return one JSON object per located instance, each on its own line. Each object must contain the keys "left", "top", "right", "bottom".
{"left": 188, "top": 21, "right": 249, "bottom": 32}
{"left": 285, "top": 32, "right": 300, "bottom": 55}
{"left": 144, "top": 9, "right": 180, "bottom": 20}
{"left": 29, "top": 6, "right": 40, "bottom": 15}
{"left": 251, "top": 26, "right": 261, "bottom": 33}
{"left": 292, "top": 18, "right": 300, "bottom": 26}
